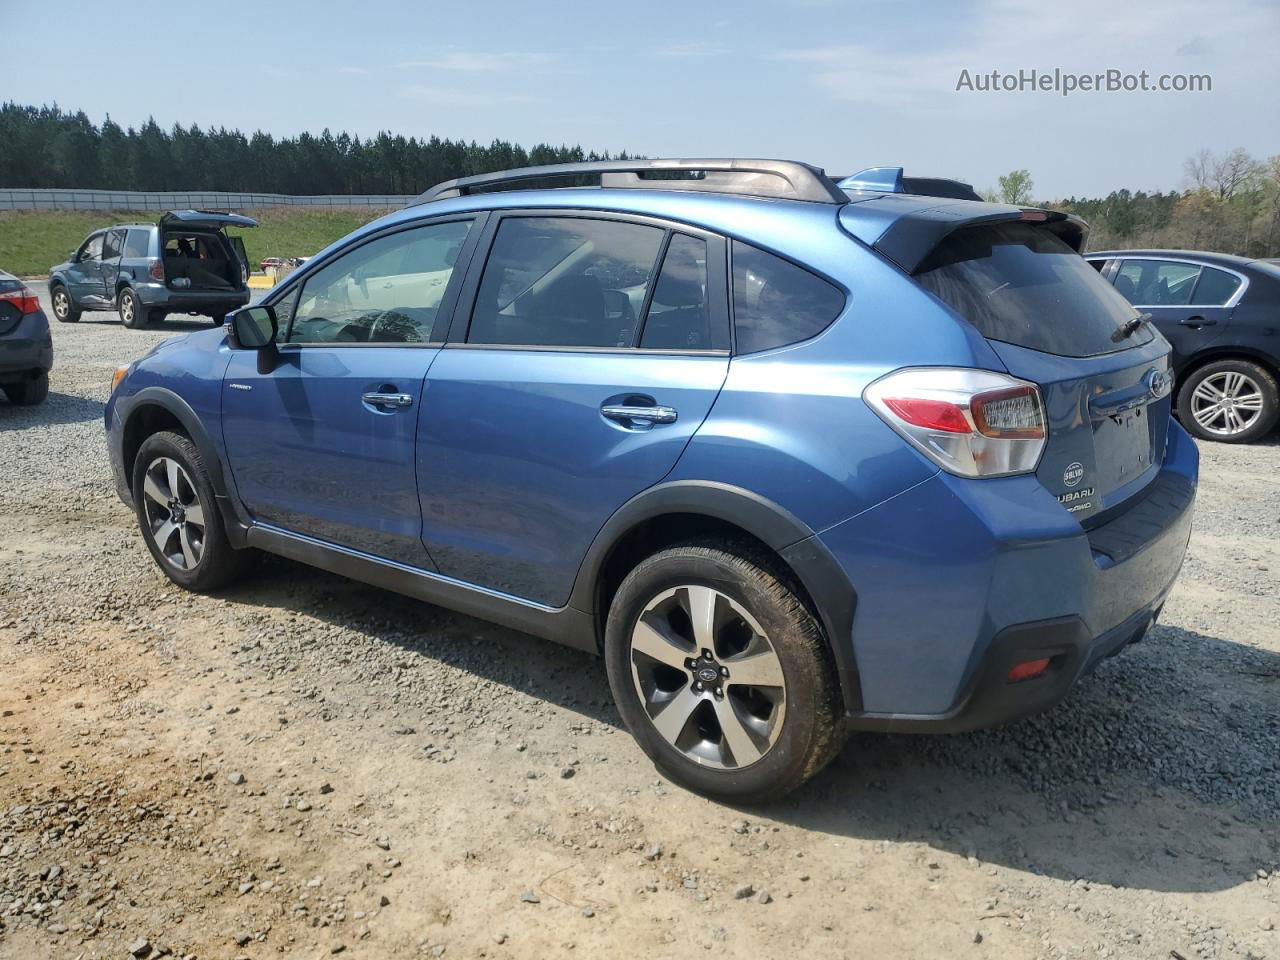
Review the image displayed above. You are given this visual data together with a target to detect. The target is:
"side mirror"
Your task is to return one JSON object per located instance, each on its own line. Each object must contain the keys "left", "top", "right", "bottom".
{"left": 227, "top": 305, "right": 280, "bottom": 374}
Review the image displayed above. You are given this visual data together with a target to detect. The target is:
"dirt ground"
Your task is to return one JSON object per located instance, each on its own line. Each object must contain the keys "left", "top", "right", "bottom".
{"left": 1, "top": 298, "right": 1278, "bottom": 959}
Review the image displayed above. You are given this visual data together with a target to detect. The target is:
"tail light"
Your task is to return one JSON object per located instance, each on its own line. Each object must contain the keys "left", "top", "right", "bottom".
{"left": 0, "top": 285, "right": 40, "bottom": 316}
{"left": 864, "top": 368, "right": 1046, "bottom": 478}
{"left": 148, "top": 258, "right": 165, "bottom": 282}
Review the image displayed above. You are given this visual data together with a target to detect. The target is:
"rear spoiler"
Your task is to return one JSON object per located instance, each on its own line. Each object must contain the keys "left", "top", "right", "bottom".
{"left": 839, "top": 198, "right": 1089, "bottom": 274}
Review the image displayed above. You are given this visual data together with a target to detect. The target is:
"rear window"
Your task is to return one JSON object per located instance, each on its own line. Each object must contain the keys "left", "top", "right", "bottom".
{"left": 914, "top": 222, "right": 1151, "bottom": 358}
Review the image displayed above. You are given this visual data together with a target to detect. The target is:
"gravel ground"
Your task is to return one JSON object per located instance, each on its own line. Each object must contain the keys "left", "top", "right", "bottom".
{"left": 1, "top": 290, "right": 1278, "bottom": 959}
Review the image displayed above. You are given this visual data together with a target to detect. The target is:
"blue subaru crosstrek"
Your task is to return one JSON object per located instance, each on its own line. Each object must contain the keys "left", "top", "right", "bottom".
{"left": 105, "top": 159, "right": 1198, "bottom": 802}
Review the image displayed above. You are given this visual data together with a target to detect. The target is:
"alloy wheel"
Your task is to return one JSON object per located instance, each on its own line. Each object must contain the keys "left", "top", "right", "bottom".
{"left": 52, "top": 290, "right": 70, "bottom": 318}
{"left": 120, "top": 294, "right": 134, "bottom": 324}
{"left": 629, "top": 584, "right": 786, "bottom": 770}
{"left": 1190, "top": 371, "right": 1265, "bottom": 437}
{"left": 141, "top": 456, "right": 206, "bottom": 570}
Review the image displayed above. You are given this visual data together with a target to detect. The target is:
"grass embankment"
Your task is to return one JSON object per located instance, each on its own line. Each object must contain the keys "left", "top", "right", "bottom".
{"left": 0, "top": 207, "right": 393, "bottom": 277}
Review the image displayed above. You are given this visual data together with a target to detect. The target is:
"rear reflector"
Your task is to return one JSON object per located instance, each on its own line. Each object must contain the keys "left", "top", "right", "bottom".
{"left": 1007, "top": 658, "right": 1051, "bottom": 683}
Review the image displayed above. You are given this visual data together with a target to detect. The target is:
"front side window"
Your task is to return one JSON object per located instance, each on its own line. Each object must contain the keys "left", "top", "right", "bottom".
{"left": 289, "top": 220, "right": 472, "bottom": 344}
{"left": 78, "top": 233, "right": 104, "bottom": 262}
{"left": 468, "top": 217, "right": 664, "bottom": 347}
{"left": 1116, "top": 259, "right": 1200, "bottom": 306}
{"left": 732, "top": 240, "right": 845, "bottom": 354}
{"left": 1190, "top": 267, "right": 1243, "bottom": 306}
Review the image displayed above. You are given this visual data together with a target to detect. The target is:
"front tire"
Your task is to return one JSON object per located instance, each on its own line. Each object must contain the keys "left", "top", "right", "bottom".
{"left": 604, "top": 542, "right": 844, "bottom": 804}
{"left": 50, "top": 284, "right": 80, "bottom": 323}
{"left": 118, "top": 288, "right": 151, "bottom": 329}
{"left": 131, "top": 431, "right": 245, "bottom": 591}
{"left": 1177, "top": 359, "right": 1279, "bottom": 443}
{"left": 2, "top": 371, "right": 49, "bottom": 406}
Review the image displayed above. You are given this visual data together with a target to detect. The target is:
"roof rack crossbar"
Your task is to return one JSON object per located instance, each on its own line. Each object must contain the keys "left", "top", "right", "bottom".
{"left": 412, "top": 158, "right": 847, "bottom": 205}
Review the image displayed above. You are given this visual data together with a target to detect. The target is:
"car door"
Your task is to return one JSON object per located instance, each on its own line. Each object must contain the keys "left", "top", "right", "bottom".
{"left": 417, "top": 212, "right": 731, "bottom": 607}
{"left": 66, "top": 231, "right": 106, "bottom": 305}
{"left": 221, "top": 216, "right": 481, "bottom": 566}
{"left": 1113, "top": 258, "right": 1238, "bottom": 369}
{"left": 100, "top": 228, "right": 126, "bottom": 302}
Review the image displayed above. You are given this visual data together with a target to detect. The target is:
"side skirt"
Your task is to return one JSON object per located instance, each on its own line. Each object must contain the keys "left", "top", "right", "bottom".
{"left": 245, "top": 524, "right": 598, "bottom": 654}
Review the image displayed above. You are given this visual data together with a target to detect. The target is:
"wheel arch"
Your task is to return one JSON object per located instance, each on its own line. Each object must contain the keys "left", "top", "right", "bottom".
{"left": 1175, "top": 346, "right": 1280, "bottom": 390}
{"left": 569, "top": 481, "right": 863, "bottom": 713}
{"left": 117, "top": 387, "right": 250, "bottom": 540}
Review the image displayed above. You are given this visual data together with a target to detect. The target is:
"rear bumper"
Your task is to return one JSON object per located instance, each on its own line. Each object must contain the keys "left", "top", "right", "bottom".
{"left": 820, "top": 420, "right": 1198, "bottom": 729}
{"left": 0, "top": 312, "right": 54, "bottom": 378}
{"left": 132, "top": 281, "right": 249, "bottom": 312}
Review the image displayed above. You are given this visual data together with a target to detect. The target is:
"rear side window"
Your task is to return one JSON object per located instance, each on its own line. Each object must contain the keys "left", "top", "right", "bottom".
{"left": 124, "top": 229, "right": 151, "bottom": 258}
{"left": 731, "top": 240, "right": 844, "bottom": 354}
{"left": 914, "top": 222, "right": 1150, "bottom": 358}
{"left": 468, "top": 217, "right": 664, "bottom": 348}
{"left": 1116, "top": 259, "right": 1199, "bottom": 306}
{"left": 103, "top": 230, "right": 124, "bottom": 260}
{"left": 640, "top": 234, "right": 716, "bottom": 350}
{"left": 1191, "top": 267, "right": 1243, "bottom": 306}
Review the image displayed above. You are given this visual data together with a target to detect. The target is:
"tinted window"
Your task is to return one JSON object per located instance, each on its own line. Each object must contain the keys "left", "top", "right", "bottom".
{"left": 103, "top": 230, "right": 124, "bottom": 260}
{"left": 123, "top": 229, "right": 151, "bottom": 258}
{"left": 79, "top": 233, "right": 104, "bottom": 261}
{"left": 289, "top": 220, "right": 471, "bottom": 344}
{"left": 1116, "top": 259, "right": 1199, "bottom": 306}
{"left": 469, "top": 217, "right": 664, "bottom": 347}
{"left": 731, "top": 240, "right": 844, "bottom": 354}
{"left": 1191, "top": 267, "right": 1243, "bottom": 306}
{"left": 915, "top": 223, "right": 1150, "bottom": 358}
{"left": 640, "top": 234, "right": 714, "bottom": 350}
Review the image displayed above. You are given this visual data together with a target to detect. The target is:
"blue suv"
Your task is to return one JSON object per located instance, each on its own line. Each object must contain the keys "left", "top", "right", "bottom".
{"left": 105, "top": 160, "right": 1198, "bottom": 802}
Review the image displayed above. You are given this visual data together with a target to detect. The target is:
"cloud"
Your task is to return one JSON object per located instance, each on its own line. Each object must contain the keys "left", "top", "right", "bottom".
{"left": 1176, "top": 36, "right": 1211, "bottom": 56}
{"left": 398, "top": 85, "right": 538, "bottom": 107}
{"left": 657, "top": 41, "right": 729, "bottom": 58}
{"left": 397, "top": 51, "right": 554, "bottom": 72}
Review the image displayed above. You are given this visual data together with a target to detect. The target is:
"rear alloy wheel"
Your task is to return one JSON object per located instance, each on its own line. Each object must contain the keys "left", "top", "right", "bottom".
{"left": 1177, "top": 359, "right": 1279, "bottom": 443}
{"left": 605, "top": 543, "right": 844, "bottom": 803}
{"left": 50, "top": 285, "right": 80, "bottom": 323}
{"left": 118, "top": 288, "right": 150, "bottom": 329}
{"left": 132, "top": 431, "right": 245, "bottom": 591}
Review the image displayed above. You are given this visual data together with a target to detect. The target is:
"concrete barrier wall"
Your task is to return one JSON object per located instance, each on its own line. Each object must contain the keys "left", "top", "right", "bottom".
{"left": 0, "top": 189, "right": 414, "bottom": 211}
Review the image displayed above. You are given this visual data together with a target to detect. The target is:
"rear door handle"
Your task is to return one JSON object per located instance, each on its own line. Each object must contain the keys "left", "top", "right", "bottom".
{"left": 362, "top": 392, "right": 413, "bottom": 408}
{"left": 601, "top": 404, "right": 678, "bottom": 425}
{"left": 1179, "top": 315, "right": 1217, "bottom": 327}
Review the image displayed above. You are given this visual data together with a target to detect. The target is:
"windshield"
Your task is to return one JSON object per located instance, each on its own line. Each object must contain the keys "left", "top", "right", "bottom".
{"left": 914, "top": 221, "right": 1152, "bottom": 357}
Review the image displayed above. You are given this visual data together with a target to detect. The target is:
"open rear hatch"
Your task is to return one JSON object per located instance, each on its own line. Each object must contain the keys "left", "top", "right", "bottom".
{"left": 902, "top": 214, "right": 1172, "bottom": 523}
{"left": 159, "top": 210, "right": 257, "bottom": 292}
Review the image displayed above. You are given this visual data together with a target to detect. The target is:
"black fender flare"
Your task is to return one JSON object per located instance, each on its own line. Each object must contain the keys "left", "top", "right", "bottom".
{"left": 115, "top": 386, "right": 253, "bottom": 541}
{"left": 567, "top": 480, "right": 863, "bottom": 713}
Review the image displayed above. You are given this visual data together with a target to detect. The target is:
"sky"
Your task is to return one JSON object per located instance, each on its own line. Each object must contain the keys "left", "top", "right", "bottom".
{"left": 3, "top": 0, "right": 1278, "bottom": 199}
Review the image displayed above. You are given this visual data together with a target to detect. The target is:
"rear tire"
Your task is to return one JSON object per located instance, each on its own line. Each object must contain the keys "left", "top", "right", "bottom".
{"left": 50, "top": 284, "right": 80, "bottom": 323}
{"left": 131, "top": 431, "right": 246, "bottom": 592}
{"left": 118, "top": 288, "right": 150, "bottom": 329}
{"left": 604, "top": 541, "right": 845, "bottom": 804}
{"left": 2, "top": 371, "right": 49, "bottom": 406}
{"left": 1177, "top": 359, "right": 1279, "bottom": 444}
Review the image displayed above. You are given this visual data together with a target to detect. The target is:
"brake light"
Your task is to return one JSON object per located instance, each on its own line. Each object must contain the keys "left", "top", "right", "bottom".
{"left": 864, "top": 368, "right": 1047, "bottom": 478}
{"left": 0, "top": 285, "right": 40, "bottom": 315}
{"left": 148, "top": 258, "right": 165, "bottom": 282}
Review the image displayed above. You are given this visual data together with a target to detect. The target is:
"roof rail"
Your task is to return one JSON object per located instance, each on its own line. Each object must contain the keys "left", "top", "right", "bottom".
{"left": 411, "top": 158, "right": 848, "bottom": 206}
{"left": 837, "top": 167, "right": 983, "bottom": 203}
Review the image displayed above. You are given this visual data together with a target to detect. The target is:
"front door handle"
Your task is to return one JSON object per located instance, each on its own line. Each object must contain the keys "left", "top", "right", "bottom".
{"left": 601, "top": 403, "right": 678, "bottom": 425}
{"left": 362, "top": 391, "right": 413, "bottom": 409}
{"left": 1179, "top": 315, "right": 1217, "bottom": 328}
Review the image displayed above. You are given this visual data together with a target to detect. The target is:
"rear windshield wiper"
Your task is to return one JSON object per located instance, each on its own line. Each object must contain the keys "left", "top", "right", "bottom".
{"left": 1112, "top": 312, "right": 1151, "bottom": 343}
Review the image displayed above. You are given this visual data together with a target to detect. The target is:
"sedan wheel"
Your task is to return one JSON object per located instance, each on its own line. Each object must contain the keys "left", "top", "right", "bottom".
{"left": 140, "top": 456, "right": 207, "bottom": 571}
{"left": 1189, "top": 370, "right": 1265, "bottom": 438}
